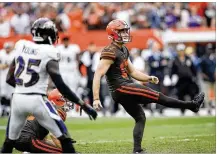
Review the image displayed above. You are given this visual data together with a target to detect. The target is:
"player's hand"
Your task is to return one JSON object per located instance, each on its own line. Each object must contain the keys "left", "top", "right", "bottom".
{"left": 81, "top": 103, "right": 98, "bottom": 120}
{"left": 93, "top": 100, "right": 103, "bottom": 111}
{"left": 149, "top": 76, "right": 159, "bottom": 84}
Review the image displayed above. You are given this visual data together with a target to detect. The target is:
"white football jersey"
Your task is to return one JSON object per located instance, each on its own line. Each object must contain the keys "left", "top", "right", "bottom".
{"left": 57, "top": 44, "right": 80, "bottom": 75}
{"left": 13, "top": 40, "right": 60, "bottom": 94}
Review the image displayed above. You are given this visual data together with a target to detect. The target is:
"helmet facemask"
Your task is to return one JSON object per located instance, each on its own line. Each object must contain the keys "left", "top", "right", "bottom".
{"left": 54, "top": 96, "right": 74, "bottom": 112}
{"left": 110, "top": 28, "right": 132, "bottom": 44}
{"left": 117, "top": 28, "right": 132, "bottom": 43}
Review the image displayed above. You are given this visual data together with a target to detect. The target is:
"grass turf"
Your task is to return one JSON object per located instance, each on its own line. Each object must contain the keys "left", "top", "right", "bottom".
{"left": 0, "top": 116, "right": 215, "bottom": 153}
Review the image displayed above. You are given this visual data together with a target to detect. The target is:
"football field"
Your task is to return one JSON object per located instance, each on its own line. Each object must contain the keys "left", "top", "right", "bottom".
{"left": 0, "top": 116, "right": 215, "bottom": 153}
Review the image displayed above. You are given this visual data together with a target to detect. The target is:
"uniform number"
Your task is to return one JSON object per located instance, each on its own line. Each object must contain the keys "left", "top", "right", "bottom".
{"left": 15, "top": 56, "right": 41, "bottom": 87}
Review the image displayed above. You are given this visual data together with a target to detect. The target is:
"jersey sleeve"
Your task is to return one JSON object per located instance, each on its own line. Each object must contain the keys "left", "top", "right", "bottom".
{"left": 100, "top": 46, "right": 116, "bottom": 61}
{"left": 44, "top": 46, "right": 61, "bottom": 67}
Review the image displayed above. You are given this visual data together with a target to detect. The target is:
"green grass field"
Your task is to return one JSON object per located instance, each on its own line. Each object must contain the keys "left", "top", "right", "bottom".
{"left": 0, "top": 116, "right": 216, "bottom": 153}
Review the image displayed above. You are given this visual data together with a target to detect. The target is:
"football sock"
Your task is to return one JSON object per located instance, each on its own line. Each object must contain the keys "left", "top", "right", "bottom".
{"left": 58, "top": 135, "right": 76, "bottom": 153}
{"left": 158, "top": 93, "right": 194, "bottom": 109}
{"left": 133, "top": 117, "right": 146, "bottom": 152}
{"left": 1, "top": 137, "right": 15, "bottom": 153}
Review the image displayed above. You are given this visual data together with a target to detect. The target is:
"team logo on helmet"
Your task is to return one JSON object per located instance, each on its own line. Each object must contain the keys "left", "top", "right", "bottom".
{"left": 31, "top": 18, "right": 58, "bottom": 45}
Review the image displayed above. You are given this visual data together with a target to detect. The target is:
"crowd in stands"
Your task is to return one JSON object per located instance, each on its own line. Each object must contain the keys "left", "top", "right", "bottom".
{"left": 0, "top": 2, "right": 216, "bottom": 37}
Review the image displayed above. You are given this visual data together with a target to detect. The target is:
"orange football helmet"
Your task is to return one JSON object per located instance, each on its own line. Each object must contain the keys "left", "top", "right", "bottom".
{"left": 48, "top": 89, "right": 74, "bottom": 121}
{"left": 106, "top": 19, "right": 132, "bottom": 43}
{"left": 48, "top": 89, "right": 66, "bottom": 107}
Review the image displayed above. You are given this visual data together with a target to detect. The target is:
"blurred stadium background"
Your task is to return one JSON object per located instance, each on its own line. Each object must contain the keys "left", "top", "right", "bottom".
{"left": 0, "top": 2, "right": 216, "bottom": 153}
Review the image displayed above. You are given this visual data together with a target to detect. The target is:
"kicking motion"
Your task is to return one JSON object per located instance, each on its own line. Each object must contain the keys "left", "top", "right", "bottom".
{"left": 1, "top": 18, "right": 97, "bottom": 153}
{"left": 92, "top": 19, "right": 204, "bottom": 153}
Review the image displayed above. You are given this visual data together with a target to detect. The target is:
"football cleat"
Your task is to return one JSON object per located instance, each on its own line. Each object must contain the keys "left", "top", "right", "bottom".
{"left": 191, "top": 92, "right": 205, "bottom": 113}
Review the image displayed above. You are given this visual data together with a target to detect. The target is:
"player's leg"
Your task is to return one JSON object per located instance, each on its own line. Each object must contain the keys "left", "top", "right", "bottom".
{"left": 30, "top": 138, "right": 62, "bottom": 153}
{"left": 117, "top": 83, "right": 204, "bottom": 112}
{"left": 33, "top": 96, "right": 76, "bottom": 153}
{"left": 120, "top": 102, "right": 146, "bottom": 153}
{"left": 1, "top": 94, "right": 28, "bottom": 153}
{"left": 176, "top": 84, "right": 186, "bottom": 115}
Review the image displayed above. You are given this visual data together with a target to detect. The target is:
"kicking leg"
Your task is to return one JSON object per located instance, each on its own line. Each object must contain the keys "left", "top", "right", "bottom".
{"left": 121, "top": 102, "right": 146, "bottom": 153}
{"left": 117, "top": 84, "right": 204, "bottom": 112}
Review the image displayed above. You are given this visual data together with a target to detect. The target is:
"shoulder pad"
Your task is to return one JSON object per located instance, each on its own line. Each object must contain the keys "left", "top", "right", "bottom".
{"left": 100, "top": 44, "right": 117, "bottom": 61}
{"left": 46, "top": 46, "right": 61, "bottom": 61}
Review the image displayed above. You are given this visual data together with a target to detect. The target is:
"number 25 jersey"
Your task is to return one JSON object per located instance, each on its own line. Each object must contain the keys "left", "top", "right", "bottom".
{"left": 13, "top": 40, "right": 60, "bottom": 95}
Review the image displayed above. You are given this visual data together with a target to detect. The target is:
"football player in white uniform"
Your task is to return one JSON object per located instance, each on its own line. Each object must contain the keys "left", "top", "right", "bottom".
{"left": 1, "top": 18, "right": 97, "bottom": 153}
{"left": 0, "top": 42, "right": 15, "bottom": 117}
{"left": 57, "top": 36, "right": 81, "bottom": 92}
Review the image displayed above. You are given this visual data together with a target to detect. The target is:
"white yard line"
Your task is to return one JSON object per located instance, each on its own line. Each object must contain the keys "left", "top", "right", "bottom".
{"left": 0, "top": 126, "right": 6, "bottom": 130}
{"left": 77, "top": 134, "right": 215, "bottom": 145}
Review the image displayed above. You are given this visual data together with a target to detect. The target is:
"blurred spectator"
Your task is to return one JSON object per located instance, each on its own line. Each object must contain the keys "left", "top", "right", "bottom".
{"left": 204, "top": 2, "right": 216, "bottom": 27}
{"left": 131, "top": 48, "right": 145, "bottom": 72}
{"left": 58, "top": 9, "right": 71, "bottom": 31}
{"left": 200, "top": 43, "right": 216, "bottom": 114}
{"left": 148, "top": 42, "right": 168, "bottom": 114}
{"left": 10, "top": 3, "right": 30, "bottom": 34}
{"left": 164, "top": 7, "right": 178, "bottom": 29}
{"left": 141, "top": 39, "right": 155, "bottom": 62}
{"left": 0, "top": 42, "right": 15, "bottom": 117}
{"left": 113, "top": 3, "right": 133, "bottom": 28}
{"left": 100, "top": 6, "right": 114, "bottom": 29}
{"left": 185, "top": 46, "right": 201, "bottom": 71}
{"left": 148, "top": 42, "right": 168, "bottom": 84}
{"left": 170, "top": 44, "right": 199, "bottom": 115}
{"left": 188, "top": 2, "right": 208, "bottom": 17}
{"left": 180, "top": 7, "right": 190, "bottom": 28}
{"left": 0, "top": 14, "right": 10, "bottom": 37}
{"left": 57, "top": 36, "right": 81, "bottom": 92}
{"left": 80, "top": 42, "right": 97, "bottom": 105}
{"left": 83, "top": 3, "right": 104, "bottom": 30}
{"left": 144, "top": 3, "right": 161, "bottom": 29}
{"left": 188, "top": 6, "right": 203, "bottom": 27}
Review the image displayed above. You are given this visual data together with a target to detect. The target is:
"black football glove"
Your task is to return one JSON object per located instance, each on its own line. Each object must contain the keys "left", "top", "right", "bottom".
{"left": 80, "top": 103, "right": 97, "bottom": 120}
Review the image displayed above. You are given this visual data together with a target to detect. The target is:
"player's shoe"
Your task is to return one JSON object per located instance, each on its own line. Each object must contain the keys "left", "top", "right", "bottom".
{"left": 191, "top": 92, "right": 205, "bottom": 113}
{"left": 133, "top": 149, "right": 146, "bottom": 154}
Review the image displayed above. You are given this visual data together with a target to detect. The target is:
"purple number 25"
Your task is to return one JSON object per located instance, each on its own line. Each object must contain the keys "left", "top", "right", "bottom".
{"left": 15, "top": 56, "right": 41, "bottom": 87}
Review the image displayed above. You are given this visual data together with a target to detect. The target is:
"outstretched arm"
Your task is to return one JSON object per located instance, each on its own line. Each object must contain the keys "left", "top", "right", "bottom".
{"left": 127, "top": 59, "right": 159, "bottom": 84}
